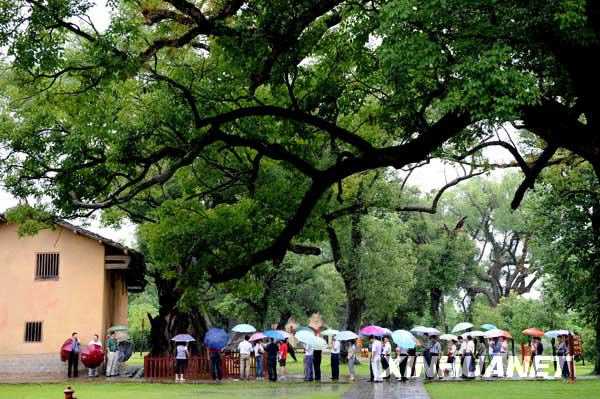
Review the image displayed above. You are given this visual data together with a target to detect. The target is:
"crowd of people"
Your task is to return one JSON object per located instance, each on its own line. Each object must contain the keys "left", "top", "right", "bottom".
{"left": 63, "top": 330, "right": 128, "bottom": 379}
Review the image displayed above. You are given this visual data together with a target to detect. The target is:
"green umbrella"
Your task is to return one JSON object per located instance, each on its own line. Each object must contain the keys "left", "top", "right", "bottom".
{"left": 108, "top": 325, "right": 128, "bottom": 333}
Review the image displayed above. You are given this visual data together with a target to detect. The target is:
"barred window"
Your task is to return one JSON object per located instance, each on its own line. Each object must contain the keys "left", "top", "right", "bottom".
{"left": 35, "top": 253, "right": 59, "bottom": 280}
{"left": 24, "top": 321, "right": 43, "bottom": 342}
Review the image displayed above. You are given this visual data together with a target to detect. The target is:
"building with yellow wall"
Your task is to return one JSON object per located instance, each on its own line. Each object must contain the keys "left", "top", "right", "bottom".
{"left": 0, "top": 216, "right": 145, "bottom": 377}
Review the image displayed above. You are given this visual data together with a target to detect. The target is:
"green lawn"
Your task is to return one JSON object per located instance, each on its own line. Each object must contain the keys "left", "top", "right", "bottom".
{"left": 426, "top": 380, "right": 600, "bottom": 399}
{"left": 0, "top": 382, "right": 349, "bottom": 399}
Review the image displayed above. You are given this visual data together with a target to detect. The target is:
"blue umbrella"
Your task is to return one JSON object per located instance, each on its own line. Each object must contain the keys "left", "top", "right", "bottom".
{"left": 481, "top": 324, "right": 497, "bottom": 331}
{"left": 171, "top": 334, "right": 195, "bottom": 342}
{"left": 204, "top": 328, "right": 229, "bottom": 350}
{"left": 392, "top": 330, "right": 417, "bottom": 349}
{"left": 263, "top": 330, "right": 285, "bottom": 341}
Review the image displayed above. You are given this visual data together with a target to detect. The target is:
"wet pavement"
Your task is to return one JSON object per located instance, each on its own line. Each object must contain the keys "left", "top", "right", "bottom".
{"left": 343, "top": 379, "right": 430, "bottom": 399}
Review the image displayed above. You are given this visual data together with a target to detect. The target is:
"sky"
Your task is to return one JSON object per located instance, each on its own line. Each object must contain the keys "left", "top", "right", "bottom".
{"left": 0, "top": 1, "right": 516, "bottom": 246}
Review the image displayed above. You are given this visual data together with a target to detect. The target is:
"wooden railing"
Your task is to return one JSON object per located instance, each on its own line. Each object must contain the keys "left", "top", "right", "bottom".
{"left": 144, "top": 352, "right": 267, "bottom": 380}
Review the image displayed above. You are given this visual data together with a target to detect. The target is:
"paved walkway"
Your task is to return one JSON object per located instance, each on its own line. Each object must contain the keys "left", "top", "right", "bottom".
{"left": 343, "top": 380, "right": 430, "bottom": 399}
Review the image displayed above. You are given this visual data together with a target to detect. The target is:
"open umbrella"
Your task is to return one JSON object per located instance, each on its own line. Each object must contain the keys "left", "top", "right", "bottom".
{"left": 264, "top": 330, "right": 285, "bottom": 341}
{"left": 249, "top": 332, "right": 266, "bottom": 342}
{"left": 232, "top": 324, "right": 256, "bottom": 334}
{"left": 108, "top": 325, "right": 128, "bottom": 333}
{"left": 359, "top": 325, "right": 386, "bottom": 336}
{"left": 171, "top": 334, "right": 196, "bottom": 342}
{"left": 382, "top": 328, "right": 393, "bottom": 336}
{"left": 296, "top": 329, "right": 315, "bottom": 342}
{"left": 276, "top": 330, "right": 291, "bottom": 339}
{"left": 440, "top": 334, "right": 458, "bottom": 341}
{"left": 481, "top": 324, "right": 497, "bottom": 331}
{"left": 392, "top": 330, "right": 417, "bottom": 349}
{"left": 321, "top": 328, "right": 340, "bottom": 336}
{"left": 335, "top": 331, "right": 359, "bottom": 341}
{"left": 425, "top": 327, "right": 441, "bottom": 336}
{"left": 451, "top": 322, "right": 474, "bottom": 333}
{"left": 484, "top": 329, "right": 513, "bottom": 339}
{"left": 544, "top": 330, "right": 571, "bottom": 338}
{"left": 466, "top": 330, "right": 485, "bottom": 337}
{"left": 204, "top": 328, "right": 229, "bottom": 350}
{"left": 81, "top": 344, "right": 104, "bottom": 368}
{"left": 307, "top": 336, "right": 328, "bottom": 350}
{"left": 522, "top": 328, "right": 545, "bottom": 338}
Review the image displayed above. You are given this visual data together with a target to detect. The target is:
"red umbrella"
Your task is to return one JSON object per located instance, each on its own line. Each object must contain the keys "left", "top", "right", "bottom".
{"left": 60, "top": 339, "right": 73, "bottom": 362}
{"left": 81, "top": 344, "right": 104, "bottom": 368}
{"left": 522, "top": 328, "right": 544, "bottom": 338}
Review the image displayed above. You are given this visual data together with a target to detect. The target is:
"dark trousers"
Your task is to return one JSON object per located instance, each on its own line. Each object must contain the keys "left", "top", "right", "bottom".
{"left": 331, "top": 353, "right": 340, "bottom": 380}
{"left": 210, "top": 353, "right": 222, "bottom": 380}
{"left": 399, "top": 355, "right": 408, "bottom": 381}
{"left": 313, "top": 350, "right": 322, "bottom": 381}
{"left": 68, "top": 351, "right": 79, "bottom": 378}
{"left": 267, "top": 357, "right": 277, "bottom": 381}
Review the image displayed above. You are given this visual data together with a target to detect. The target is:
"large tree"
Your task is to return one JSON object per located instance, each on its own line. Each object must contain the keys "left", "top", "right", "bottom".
{"left": 527, "top": 161, "right": 600, "bottom": 374}
{"left": 1, "top": 0, "right": 600, "bottom": 284}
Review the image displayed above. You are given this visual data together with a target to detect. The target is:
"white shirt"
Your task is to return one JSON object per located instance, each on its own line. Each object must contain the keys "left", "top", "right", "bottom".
{"left": 331, "top": 340, "right": 340, "bottom": 354}
{"left": 382, "top": 342, "right": 392, "bottom": 356}
{"left": 371, "top": 339, "right": 382, "bottom": 358}
{"left": 305, "top": 344, "right": 314, "bottom": 356}
{"left": 238, "top": 340, "right": 253, "bottom": 355}
{"left": 88, "top": 339, "right": 102, "bottom": 347}
{"left": 459, "top": 341, "right": 467, "bottom": 355}
{"left": 254, "top": 342, "right": 264, "bottom": 356}
{"left": 465, "top": 340, "right": 475, "bottom": 354}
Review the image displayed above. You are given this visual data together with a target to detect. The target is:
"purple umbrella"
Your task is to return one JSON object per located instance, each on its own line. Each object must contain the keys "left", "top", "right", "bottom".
{"left": 359, "top": 325, "right": 386, "bottom": 337}
{"left": 204, "top": 328, "right": 229, "bottom": 350}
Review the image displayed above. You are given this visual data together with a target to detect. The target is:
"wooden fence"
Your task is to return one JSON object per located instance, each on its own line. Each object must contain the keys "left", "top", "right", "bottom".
{"left": 144, "top": 352, "right": 267, "bottom": 380}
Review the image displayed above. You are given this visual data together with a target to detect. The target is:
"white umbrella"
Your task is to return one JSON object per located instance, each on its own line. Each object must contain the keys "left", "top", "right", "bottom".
{"left": 439, "top": 334, "right": 458, "bottom": 341}
{"left": 321, "top": 328, "right": 339, "bottom": 336}
{"left": 335, "top": 331, "right": 359, "bottom": 341}
{"left": 544, "top": 330, "right": 571, "bottom": 338}
{"left": 232, "top": 324, "right": 256, "bottom": 334}
{"left": 465, "top": 330, "right": 485, "bottom": 337}
{"left": 410, "top": 326, "right": 428, "bottom": 335}
{"left": 382, "top": 328, "right": 393, "bottom": 336}
{"left": 425, "top": 327, "right": 441, "bottom": 336}
{"left": 451, "top": 322, "right": 474, "bottom": 333}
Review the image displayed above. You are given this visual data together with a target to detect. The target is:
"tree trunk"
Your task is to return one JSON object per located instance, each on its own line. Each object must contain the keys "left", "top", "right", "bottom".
{"left": 591, "top": 201, "right": 600, "bottom": 375}
{"left": 148, "top": 273, "right": 209, "bottom": 355}
{"left": 430, "top": 287, "right": 442, "bottom": 326}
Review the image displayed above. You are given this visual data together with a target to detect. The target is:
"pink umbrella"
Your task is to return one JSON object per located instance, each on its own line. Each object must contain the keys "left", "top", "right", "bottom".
{"left": 249, "top": 332, "right": 267, "bottom": 342}
{"left": 359, "top": 325, "right": 386, "bottom": 336}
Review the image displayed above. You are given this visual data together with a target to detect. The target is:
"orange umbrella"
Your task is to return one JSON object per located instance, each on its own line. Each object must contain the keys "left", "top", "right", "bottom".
{"left": 522, "top": 328, "right": 544, "bottom": 337}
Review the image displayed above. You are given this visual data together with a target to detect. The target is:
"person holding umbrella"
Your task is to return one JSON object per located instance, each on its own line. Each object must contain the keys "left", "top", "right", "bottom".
{"left": 106, "top": 331, "right": 119, "bottom": 377}
{"left": 238, "top": 335, "right": 253, "bottom": 381}
{"left": 204, "top": 328, "right": 228, "bottom": 382}
{"left": 330, "top": 336, "right": 340, "bottom": 381}
{"left": 67, "top": 332, "right": 81, "bottom": 378}
{"left": 278, "top": 338, "right": 289, "bottom": 380}
{"left": 476, "top": 337, "right": 487, "bottom": 378}
{"left": 265, "top": 338, "right": 279, "bottom": 382}
{"left": 87, "top": 334, "right": 102, "bottom": 377}
{"left": 303, "top": 342, "right": 314, "bottom": 381}
{"left": 253, "top": 339, "right": 265, "bottom": 380}
{"left": 371, "top": 335, "right": 383, "bottom": 382}
{"left": 347, "top": 339, "right": 357, "bottom": 381}
{"left": 175, "top": 342, "right": 189, "bottom": 382}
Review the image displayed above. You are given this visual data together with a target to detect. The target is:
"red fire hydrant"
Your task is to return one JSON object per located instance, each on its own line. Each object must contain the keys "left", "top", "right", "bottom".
{"left": 64, "top": 386, "right": 76, "bottom": 399}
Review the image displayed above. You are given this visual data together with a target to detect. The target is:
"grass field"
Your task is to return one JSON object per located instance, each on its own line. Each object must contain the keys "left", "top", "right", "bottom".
{"left": 425, "top": 380, "right": 600, "bottom": 399}
{"left": 0, "top": 381, "right": 349, "bottom": 399}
